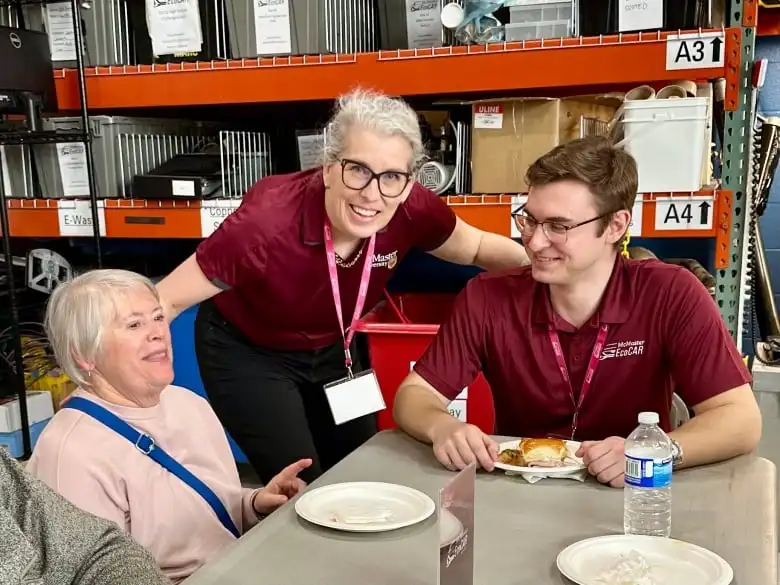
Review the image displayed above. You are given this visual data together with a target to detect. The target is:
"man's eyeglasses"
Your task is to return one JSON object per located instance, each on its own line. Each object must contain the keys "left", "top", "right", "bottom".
{"left": 341, "top": 159, "right": 413, "bottom": 199}
{"left": 511, "top": 206, "right": 615, "bottom": 244}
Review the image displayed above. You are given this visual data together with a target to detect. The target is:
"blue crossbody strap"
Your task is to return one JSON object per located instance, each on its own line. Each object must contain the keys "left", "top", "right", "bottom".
{"left": 63, "top": 396, "right": 240, "bottom": 539}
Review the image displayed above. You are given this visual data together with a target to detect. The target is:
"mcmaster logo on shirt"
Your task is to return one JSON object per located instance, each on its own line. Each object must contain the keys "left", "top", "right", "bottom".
{"left": 600, "top": 339, "right": 646, "bottom": 360}
{"left": 373, "top": 251, "right": 398, "bottom": 270}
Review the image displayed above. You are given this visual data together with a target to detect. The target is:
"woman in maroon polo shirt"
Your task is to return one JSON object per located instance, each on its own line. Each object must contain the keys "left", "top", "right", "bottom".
{"left": 156, "top": 89, "right": 529, "bottom": 485}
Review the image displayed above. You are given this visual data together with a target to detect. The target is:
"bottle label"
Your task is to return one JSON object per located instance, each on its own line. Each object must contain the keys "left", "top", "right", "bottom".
{"left": 624, "top": 455, "right": 672, "bottom": 488}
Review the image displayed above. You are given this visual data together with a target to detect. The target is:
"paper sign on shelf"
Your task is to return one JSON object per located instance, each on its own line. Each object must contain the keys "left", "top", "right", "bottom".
{"left": 57, "top": 200, "right": 106, "bottom": 237}
{"left": 56, "top": 143, "right": 90, "bottom": 198}
{"left": 45, "top": 2, "right": 77, "bottom": 61}
{"left": 145, "top": 0, "right": 203, "bottom": 57}
{"left": 629, "top": 195, "right": 644, "bottom": 237}
{"left": 200, "top": 200, "right": 241, "bottom": 238}
{"left": 410, "top": 361, "right": 467, "bottom": 422}
{"left": 654, "top": 196, "right": 714, "bottom": 231}
{"left": 618, "top": 0, "right": 663, "bottom": 33}
{"left": 296, "top": 133, "right": 325, "bottom": 171}
{"left": 254, "top": 0, "right": 293, "bottom": 56}
{"left": 438, "top": 463, "right": 475, "bottom": 585}
{"left": 405, "top": 0, "right": 444, "bottom": 49}
{"left": 666, "top": 32, "right": 725, "bottom": 71}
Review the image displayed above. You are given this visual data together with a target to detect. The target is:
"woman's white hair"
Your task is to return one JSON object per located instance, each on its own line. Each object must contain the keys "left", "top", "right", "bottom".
{"left": 322, "top": 88, "right": 426, "bottom": 172}
{"left": 45, "top": 269, "right": 159, "bottom": 388}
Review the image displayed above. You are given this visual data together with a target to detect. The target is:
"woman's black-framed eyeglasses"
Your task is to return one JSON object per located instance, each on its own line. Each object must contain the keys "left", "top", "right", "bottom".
{"left": 340, "top": 158, "right": 413, "bottom": 199}
{"left": 511, "top": 205, "right": 615, "bottom": 244}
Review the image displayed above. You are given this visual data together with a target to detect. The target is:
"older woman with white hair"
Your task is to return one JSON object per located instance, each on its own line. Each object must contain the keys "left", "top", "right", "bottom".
{"left": 155, "top": 88, "right": 530, "bottom": 487}
{"left": 26, "top": 269, "right": 311, "bottom": 584}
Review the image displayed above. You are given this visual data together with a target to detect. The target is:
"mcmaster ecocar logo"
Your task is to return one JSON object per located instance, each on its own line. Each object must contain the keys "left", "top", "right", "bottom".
{"left": 600, "top": 339, "right": 645, "bottom": 360}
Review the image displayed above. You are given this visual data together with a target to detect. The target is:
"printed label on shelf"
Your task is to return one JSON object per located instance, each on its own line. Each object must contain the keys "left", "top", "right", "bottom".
{"left": 145, "top": 0, "right": 203, "bottom": 57}
{"left": 45, "top": 3, "right": 77, "bottom": 61}
{"left": 56, "top": 143, "right": 90, "bottom": 198}
{"left": 405, "top": 0, "right": 444, "bottom": 49}
{"left": 172, "top": 179, "right": 196, "bottom": 198}
{"left": 473, "top": 104, "right": 503, "bottom": 130}
{"left": 200, "top": 200, "right": 241, "bottom": 238}
{"left": 618, "top": 0, "right": 662, "bottom": 33}
{"left": 654, "top": 196, "right": 714, "bottom": 231}
{"left": 296, "top": 133, "right": 324, "bottom": 171}
{"left": 665, "top": 32, "right": 725, "bottom": 71}
{"left": 254, "top": 0, "right": 292, "bottom": 56}
{"left": 629, "top": 195, "right": 644, "bottom": 237}
{"left": 0, "top": 147, "right": 11, "bottom": 197}
{"left": 57, "top": 200, "right": 106, "bottom": 237}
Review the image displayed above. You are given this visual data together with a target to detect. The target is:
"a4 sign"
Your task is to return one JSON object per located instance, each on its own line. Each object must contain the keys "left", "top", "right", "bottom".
{"left": 654, "top": 196, "right": 714, "bottom": 231}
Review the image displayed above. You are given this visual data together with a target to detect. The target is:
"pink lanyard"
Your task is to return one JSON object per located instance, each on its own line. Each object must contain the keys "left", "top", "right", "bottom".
{"left": 324, "top": 220, "right": 376, "bottom": 378}
{"left": 548, "top": 323, "right": 609, "bottom": 439}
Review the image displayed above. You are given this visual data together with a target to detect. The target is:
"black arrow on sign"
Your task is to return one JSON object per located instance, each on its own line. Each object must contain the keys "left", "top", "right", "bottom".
{"left": 711, "top": 36, "right": 723, "bottom": 62}
{"left": 699, "top": 201, "right": 711, "bottom": 224}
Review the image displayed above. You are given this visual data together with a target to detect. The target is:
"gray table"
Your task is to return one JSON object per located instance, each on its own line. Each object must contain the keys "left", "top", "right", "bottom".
{"left": 184, "top": 431, "right": 777, "bottom": 585}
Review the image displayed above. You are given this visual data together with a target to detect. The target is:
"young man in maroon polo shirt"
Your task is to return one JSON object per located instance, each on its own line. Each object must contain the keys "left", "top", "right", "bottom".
{"left": 393, "top": 137, "right": 761, "bottom": 488}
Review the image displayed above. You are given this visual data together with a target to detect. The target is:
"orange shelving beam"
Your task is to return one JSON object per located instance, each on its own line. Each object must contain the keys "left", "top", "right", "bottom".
{"left": 53, "top": 29, "right": 735, "bottom": 110}
{"left": 2, "top": 192, "right": 726, "bottom": 242}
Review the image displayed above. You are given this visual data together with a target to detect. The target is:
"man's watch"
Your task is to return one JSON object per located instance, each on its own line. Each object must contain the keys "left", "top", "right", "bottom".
{"left": 670, "top": 438, "right": 684, "bottom": 469}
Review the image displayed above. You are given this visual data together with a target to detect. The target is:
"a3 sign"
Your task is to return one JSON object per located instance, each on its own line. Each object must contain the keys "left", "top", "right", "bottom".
{"left": 665, "top": 32, "right": 725, "bottom": 71}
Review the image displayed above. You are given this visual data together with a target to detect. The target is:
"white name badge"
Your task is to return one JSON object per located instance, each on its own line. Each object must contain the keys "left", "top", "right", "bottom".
{"left": 324, "top": 369, "right": 386, "bottom": 425}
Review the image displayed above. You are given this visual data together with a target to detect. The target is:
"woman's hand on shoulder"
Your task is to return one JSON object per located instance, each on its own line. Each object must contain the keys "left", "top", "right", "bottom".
{"left": 252, "top": 459, "right": 312, "bottom": 515}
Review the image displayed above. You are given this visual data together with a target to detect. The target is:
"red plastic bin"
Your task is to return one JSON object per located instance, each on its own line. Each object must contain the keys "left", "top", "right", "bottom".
{"left": 354, "top": 293, "right": 495, "bottom": 434}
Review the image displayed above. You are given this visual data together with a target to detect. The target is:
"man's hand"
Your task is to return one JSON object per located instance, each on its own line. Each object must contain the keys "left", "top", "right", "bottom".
{"left": 430, "top": 419, "right": 498, "bottom": 472}
{"left": 576, "top": 437, "right": 625, "bottom": 488}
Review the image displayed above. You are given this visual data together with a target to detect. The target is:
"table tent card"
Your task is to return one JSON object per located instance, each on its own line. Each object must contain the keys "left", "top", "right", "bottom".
{"left": 438, "top": 462, "right": 476, "bottom": 585}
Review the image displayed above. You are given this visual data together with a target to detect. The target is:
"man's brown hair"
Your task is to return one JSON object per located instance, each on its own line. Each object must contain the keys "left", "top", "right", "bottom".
{"left": 525, "top": 136, "right": 639, "bottom": 235}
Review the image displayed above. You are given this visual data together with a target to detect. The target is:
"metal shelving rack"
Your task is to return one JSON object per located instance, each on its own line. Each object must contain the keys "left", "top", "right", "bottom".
{"left": 0, "top": 2, "right": 761, "bottom": 457}
{"left": 717, "top": 0, "right": 759, "bottom": 340}
{"left": 0, "top": 0, "right": 102, "bottom": 458}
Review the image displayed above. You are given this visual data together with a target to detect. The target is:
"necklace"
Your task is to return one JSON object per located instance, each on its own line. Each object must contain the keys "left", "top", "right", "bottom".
{"left": 335, "top": 240, "right": 367, "bottom": 268}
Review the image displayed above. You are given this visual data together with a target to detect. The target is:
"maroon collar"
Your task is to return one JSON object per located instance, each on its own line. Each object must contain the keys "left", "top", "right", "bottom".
{"left": 531, "top": 255, "right": 633, "bottom": 329}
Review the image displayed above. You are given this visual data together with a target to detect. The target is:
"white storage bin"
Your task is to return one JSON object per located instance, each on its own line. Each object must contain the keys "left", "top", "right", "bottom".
{"left": 0, "top": 391, "right": 54, "bottom": 458}
{"left": 505, "top": 20, "right": 572, "bottom": 40}
{"left": 509, "top": 2, "right": 573, "bottom": 24}
{"left": 620, "top": 98, "right": 709, "bottom": 193}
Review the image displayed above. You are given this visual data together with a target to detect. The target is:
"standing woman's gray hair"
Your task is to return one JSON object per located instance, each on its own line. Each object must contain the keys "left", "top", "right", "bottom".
{"left": 322, "top": 88, "right": 427, "bottom": 172}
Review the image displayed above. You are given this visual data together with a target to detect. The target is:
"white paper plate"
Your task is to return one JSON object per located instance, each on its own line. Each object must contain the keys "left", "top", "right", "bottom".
{"left": 439, "top": 508, "right": 464, "bottom": 548}
{"left": 557, "top": 534, "right": 733, "bottom": 585}
{"left": 494, "top": 439, "right": 585, "bottom": 475}
{"left": 294, "top": 482, "right": 436, "bottom": 533}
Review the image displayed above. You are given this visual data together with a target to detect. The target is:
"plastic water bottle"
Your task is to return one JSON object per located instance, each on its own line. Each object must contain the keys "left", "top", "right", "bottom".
{"left": 623, "top": 412, "right": 673, "bottom": 537}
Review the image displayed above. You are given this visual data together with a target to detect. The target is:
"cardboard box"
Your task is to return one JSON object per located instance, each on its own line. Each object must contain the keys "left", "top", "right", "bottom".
{"left": 470, "top": 96, "right": 620, "bottom": 194}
